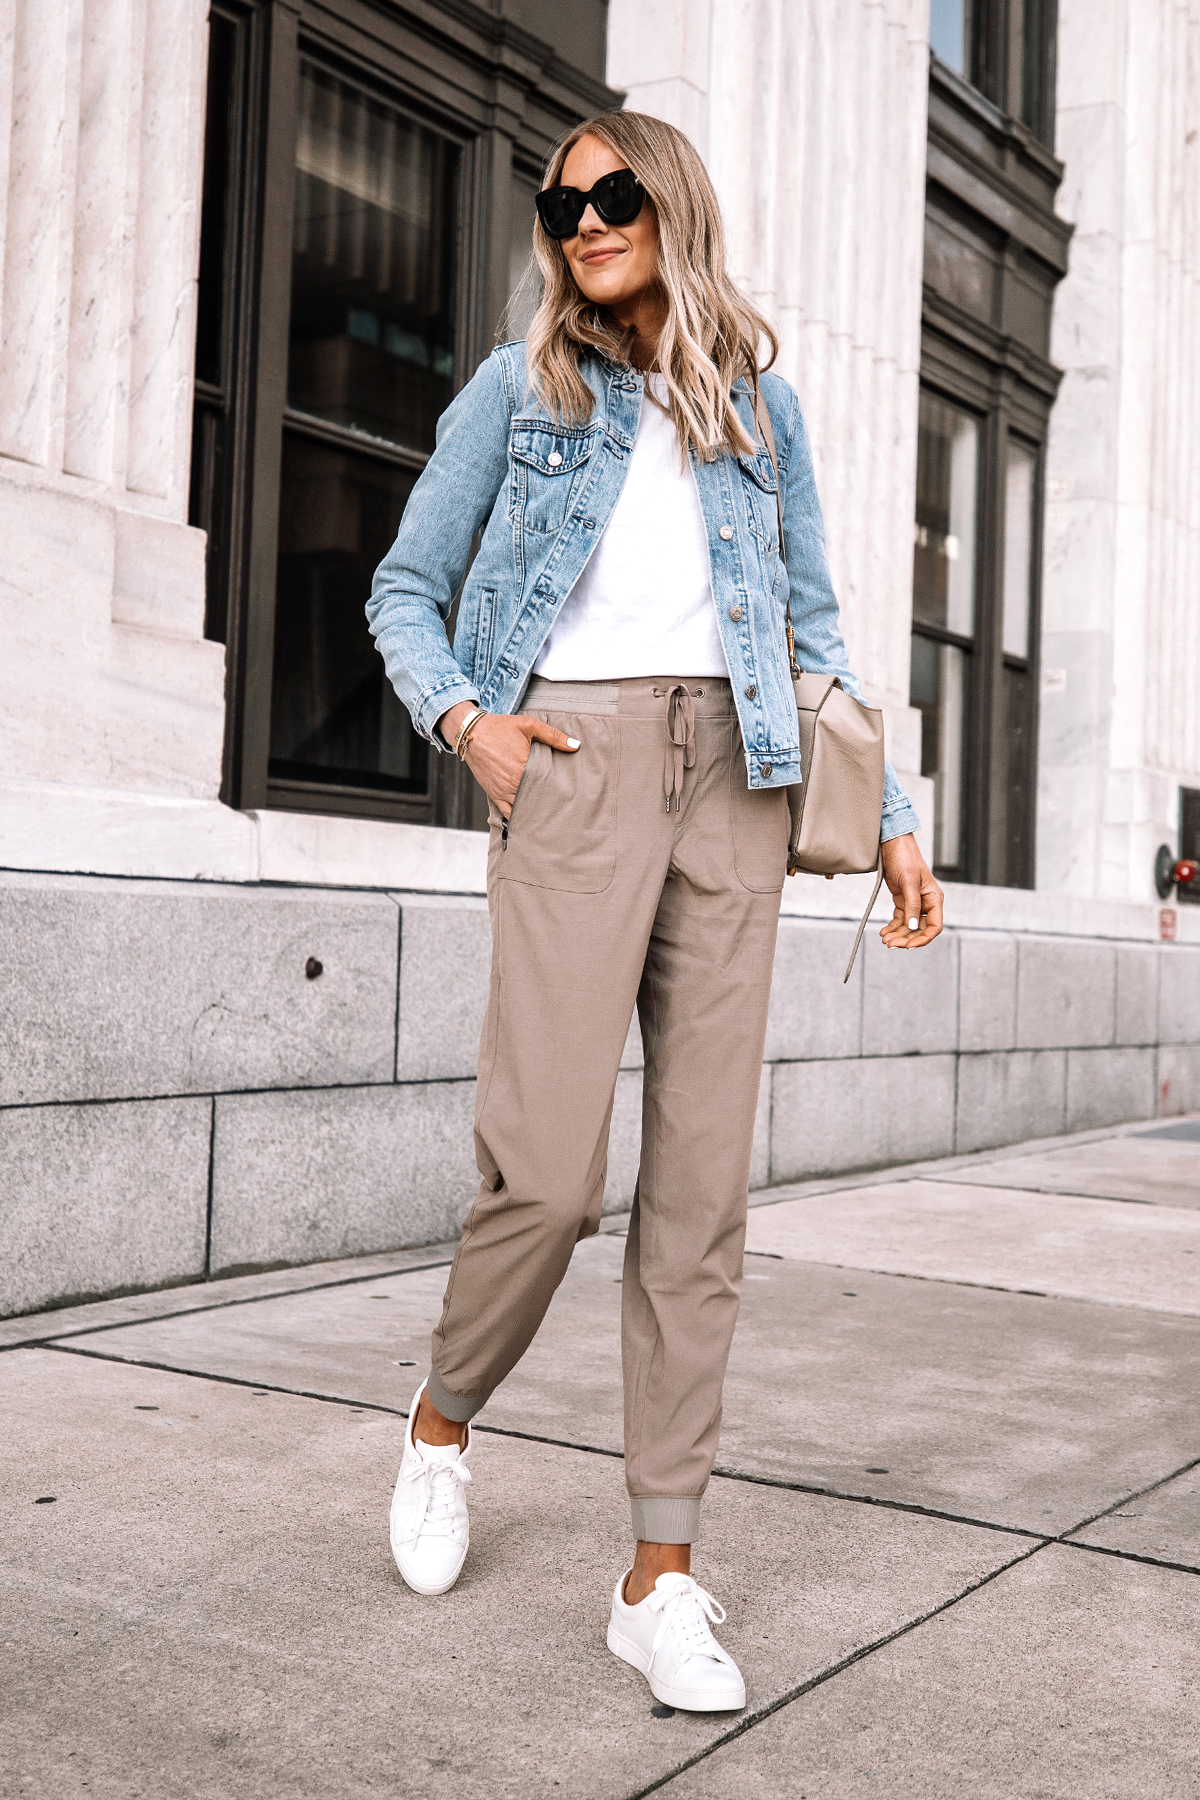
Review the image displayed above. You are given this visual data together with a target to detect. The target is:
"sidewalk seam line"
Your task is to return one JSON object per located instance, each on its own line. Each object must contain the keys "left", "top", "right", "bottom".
{"left": 1053, "top": 1450, "right": 1200, "bottom": 1539}
{"left": 26, "top": 1343, "right": 1056, "bottom": 1544}
{"left": 0, "top": 1258, "right": 457, "bottom": 1348}
{"left": 33, "top": 1350, "right": 1200, "bottom": 1574}
{"left": 622, "top": 1541, "right": 1049, "bottom": 1800}
{"left": 629, "top": 1454, "right": 1200, "bottom": 1796}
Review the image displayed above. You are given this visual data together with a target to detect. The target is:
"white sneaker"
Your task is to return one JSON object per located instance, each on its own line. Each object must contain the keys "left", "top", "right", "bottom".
{"left": 607, "top": 1571, "right": 746, "bottom": 1711}
{"left": 389, "top": 1380, "right": 472, "bottom": 1596}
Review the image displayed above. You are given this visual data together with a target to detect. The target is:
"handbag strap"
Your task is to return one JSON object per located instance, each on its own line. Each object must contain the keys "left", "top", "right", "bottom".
{"left": 751, "top": 376, "right": 800, "bottom": 679}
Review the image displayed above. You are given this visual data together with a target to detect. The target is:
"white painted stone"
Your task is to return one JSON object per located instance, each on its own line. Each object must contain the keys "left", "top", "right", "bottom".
{"left": 1158, "top": 1045, "right": 1200, "bottom": 1117}
{"left": 0, "top": 779, "right": 258, "bottom": 882}
{"left": 1157, "top": 947, "right": 1200, "bottom": 1047}
{"left": 0, "top": 0, "right": 217, "bottom": 888}
{"left": 955, "top": 1050, "right": 1068, "bottom": 1154}
{"left": 0, "top": 872, "right": 400, "bottom": 1106}
{"left": 64, "top": 0, "right": 135, "bottom": 484}
{"left": 210, "top": 1081, "right": 480, "bottom": 1275}
{"left": 861, "top": 926, "right": 959, "bottom": 1058}
{"left": 112, "top": 509, "right": 208, "bottom": 639}
{"left": 957, "top": 933, "right": 1018, "bottom": 1053}
{"left": 394, "top": 895, "right": 491, "bottom": 1082}
{"left": 1016, "top": 937, "right": 1117, "bottom": 1050}
{"left": 1065, "top": 1047, "right": 1157, "bottom": 1134}
{"left": 765, "top": 917, "right": 864, "bottom": 1064}
{"left": 771, "top": 1053, "right": 957, "bottom": 1184}
{"left": 0, "top": 1095, "right": 212, "bottom": 1318}
{"left": 0, "top": 449, "right": 224, "bottom": 806}
{"left": 1041, "top": 0, "right": 1200, "bottom": 907}
{"left": 1114, "top": 945, "right": 1159, "bottom": 1046}
{"left": 125, "top": 0, "right": 207, "bottom": 510}
{"left": 254, "top": 810, "right": 490, "bottom": 894}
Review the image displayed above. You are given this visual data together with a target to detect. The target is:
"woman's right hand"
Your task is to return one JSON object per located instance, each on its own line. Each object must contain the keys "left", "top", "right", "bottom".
{"left": 437, "top": 703, "right": 580, "bottom": 819}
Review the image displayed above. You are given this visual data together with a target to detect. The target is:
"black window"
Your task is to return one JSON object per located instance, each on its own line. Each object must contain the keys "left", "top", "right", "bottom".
{"left": 911, "top": 392, "right": 979, "bottom": 877}
{"left": 268, "top": 66, "right": 460, "bottom": 811}
{"left": 929, "top": 0, "right": 1058, "bottom": 145}
{"left": 918, "top": 0, "right": 1067, "bottom": 886}
{"left": 189, "top": 1, "right": 616, "bottom": 829}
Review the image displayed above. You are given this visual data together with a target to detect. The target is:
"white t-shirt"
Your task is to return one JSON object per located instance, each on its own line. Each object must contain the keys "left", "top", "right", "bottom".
{"left": 532, "top": 374, "right": 728, "bottom": 680}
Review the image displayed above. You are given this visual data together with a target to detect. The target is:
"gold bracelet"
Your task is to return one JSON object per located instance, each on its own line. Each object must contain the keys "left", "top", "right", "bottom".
{"left": 453, "top": 707, "right": 486, "bottom": 760}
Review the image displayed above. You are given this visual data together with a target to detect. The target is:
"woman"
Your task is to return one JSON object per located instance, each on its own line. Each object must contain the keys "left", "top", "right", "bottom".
{"left": 367, "top": 110, "right": 943, "bottom": 1712}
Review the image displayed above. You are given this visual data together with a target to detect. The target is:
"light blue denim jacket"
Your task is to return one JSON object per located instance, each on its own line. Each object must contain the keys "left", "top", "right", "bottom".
{"left": 368, "top": 342, "right": 919, "bottom": 840}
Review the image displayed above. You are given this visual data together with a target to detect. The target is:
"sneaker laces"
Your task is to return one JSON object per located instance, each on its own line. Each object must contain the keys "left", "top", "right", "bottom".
{"left": 402, "top": 1453, "right": 471, "bottom": 1544}
{"left": 645, "top": 1577, "right": 735, "bottom": 1673}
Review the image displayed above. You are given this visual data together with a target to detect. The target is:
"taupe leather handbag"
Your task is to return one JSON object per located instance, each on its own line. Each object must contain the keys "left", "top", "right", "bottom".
{"left": 753, "top": 382, "right": 887, "bottom": 981}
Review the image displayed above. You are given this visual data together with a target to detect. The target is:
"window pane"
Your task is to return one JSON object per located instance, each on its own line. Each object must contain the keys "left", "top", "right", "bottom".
{"left": 1020, "top": 0, "right": 1056, "bottom": 141}
{"left": 910, "top": 633, "right": 968, "bottom": 873}
{"left": 269, "top": 435, "right": 427, "bottom": 794}
{"left": 289, "top": 62, "right": 460, "bottom": 452}
{"left": 195, "top": 13, "right": 238, "bottom": 389}
{"left": 930, "top": 0, "right": 969, "bottom": 73}
{"left": 913, "top": 391, "right": 979, "bottom": 638}
{"left": 1003, "top": 437, "right": 1036, "bottom": 659}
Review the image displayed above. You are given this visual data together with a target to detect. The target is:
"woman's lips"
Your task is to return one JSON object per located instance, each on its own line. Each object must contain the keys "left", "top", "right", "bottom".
{"left": 581, "top": 247, "right": 623, "bottom": 264}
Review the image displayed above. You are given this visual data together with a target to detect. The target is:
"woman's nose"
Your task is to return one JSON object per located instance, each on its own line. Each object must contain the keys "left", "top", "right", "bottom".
{"left": 576, "top": 203, "right": 604, "bottom": 235}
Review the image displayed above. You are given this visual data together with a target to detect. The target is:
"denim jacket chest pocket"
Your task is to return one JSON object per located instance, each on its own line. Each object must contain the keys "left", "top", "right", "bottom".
{"left": 509, "top": 423, "right": 598, "bottom": 535}
{"left": 736, "top": 450, "right": 781, "bottom": 550}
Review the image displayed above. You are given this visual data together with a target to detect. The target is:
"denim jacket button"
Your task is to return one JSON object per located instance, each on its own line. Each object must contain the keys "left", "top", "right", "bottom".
{"left": 745, "top": 684, "right": 756, "bottom": 699}
{"left": 760, "top": 762, "right": 773, "bottom": 778}
{"left": 729, "top": 605, "right": 744, "bottom": 622}
{"left": 546, "top": 452, "right": 563, "bottom": 466}
{"left": 719, "top": 525, "right": 734, "bottom": 541}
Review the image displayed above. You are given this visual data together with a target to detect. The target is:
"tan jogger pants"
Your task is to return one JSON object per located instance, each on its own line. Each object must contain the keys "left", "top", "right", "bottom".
{"left": 427, "top": 675, "right": 788, "bottom": 1543}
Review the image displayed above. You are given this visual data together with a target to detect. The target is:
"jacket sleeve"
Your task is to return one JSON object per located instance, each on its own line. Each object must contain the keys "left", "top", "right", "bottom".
{"left": 366, "top": 348, "right": 514, "bottom": 745}
{"left": 770, "top": 375, "right": 922, "bottom": 846}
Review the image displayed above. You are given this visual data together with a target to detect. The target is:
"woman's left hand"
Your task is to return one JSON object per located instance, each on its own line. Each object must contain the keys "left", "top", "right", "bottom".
{"left": 879, "top": 834, "right": 943, "bottom": 949}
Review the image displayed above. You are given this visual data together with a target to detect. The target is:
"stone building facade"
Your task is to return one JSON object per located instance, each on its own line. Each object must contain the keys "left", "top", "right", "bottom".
{"left": 2, "top": 0, "right": 1198, "bottom": 1317}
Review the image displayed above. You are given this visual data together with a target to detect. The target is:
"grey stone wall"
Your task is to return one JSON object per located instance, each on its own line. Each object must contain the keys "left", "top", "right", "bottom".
{"left": 3, "top": 871, "right": 1199, "bottom": 1319}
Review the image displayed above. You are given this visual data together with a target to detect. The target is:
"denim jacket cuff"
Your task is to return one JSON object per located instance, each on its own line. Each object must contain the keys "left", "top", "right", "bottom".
{"left": 880, "top": 800, "right": 921, "bottom": 844}
{"left": 416, "top": 677, "right": 482, "bottom": 748}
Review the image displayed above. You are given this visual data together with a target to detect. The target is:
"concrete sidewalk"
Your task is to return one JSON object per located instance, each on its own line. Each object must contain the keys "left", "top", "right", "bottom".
{"left": 3, "top": 1117, "right": 1199, "bottom": 1798}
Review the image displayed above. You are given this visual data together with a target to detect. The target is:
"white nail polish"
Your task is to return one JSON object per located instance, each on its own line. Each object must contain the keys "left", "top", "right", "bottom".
{"left": 566, "top": 737, "right": 581, "bottom": 749}
{"left": 907, "top": 917, "right": 919, "bottom": 930}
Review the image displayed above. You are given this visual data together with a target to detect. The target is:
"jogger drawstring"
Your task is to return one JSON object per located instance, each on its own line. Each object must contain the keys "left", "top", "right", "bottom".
{"left": 655, "top": 683, "right": 698, "bottom": 811}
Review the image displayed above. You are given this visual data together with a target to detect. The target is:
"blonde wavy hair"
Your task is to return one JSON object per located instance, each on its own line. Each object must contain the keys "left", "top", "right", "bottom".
{"left": 518, "top": 111, "right": 778, "bottom": 462}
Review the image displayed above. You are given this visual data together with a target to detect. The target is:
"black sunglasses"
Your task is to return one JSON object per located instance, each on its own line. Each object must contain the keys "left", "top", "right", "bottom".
{"left": 535, "top": 168, "right": 645, "bottom": 241}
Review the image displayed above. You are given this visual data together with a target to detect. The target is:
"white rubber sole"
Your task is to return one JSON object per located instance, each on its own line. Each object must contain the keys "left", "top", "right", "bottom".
{"left": 606, "top": 1622, "right": 746, "bottom": 1712}
{"left": 392, "top": 1540, "right": 468, "bottom": 1597}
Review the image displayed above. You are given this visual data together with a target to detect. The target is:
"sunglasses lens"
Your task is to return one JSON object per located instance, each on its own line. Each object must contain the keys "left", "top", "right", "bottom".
{"left": 595, "top": 172, "right": 643, "bottom": 224}
{"left": 536, "top": 187, "right": 583, "bottom": 240}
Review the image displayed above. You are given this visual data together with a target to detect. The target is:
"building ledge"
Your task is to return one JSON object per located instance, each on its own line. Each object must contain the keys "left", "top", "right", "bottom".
{"left": 1, "top": 779, "right": 1196, "bottom": 942}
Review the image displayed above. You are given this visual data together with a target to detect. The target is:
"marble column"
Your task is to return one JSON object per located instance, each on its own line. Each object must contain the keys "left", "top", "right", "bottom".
{"left": 1040, "top": 0, "right": 1200, "bottom": 901}
{"left": 0, "top": 0, "right": 236, "bottom": 873}
{"left": 607, "top": 0, "right": 932, "bottom": 832}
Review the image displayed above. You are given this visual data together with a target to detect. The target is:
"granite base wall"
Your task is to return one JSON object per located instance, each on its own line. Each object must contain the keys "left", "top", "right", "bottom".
{"left": 3, "top": 872, "right": 1199, "bottom": 1317}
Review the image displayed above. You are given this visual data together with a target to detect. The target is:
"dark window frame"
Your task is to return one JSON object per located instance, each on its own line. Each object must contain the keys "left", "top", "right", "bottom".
{"left": 910, "top": 384, "right": 986, "bottom": 883}
{"left": 931, "top": 0, "right": 1058, "bottom": 146}
{"left": 191, "top": 0, "right": 619, "bottom": 830}
{"left": 917, "top": 46, "right": 1069, "bottom": 888}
